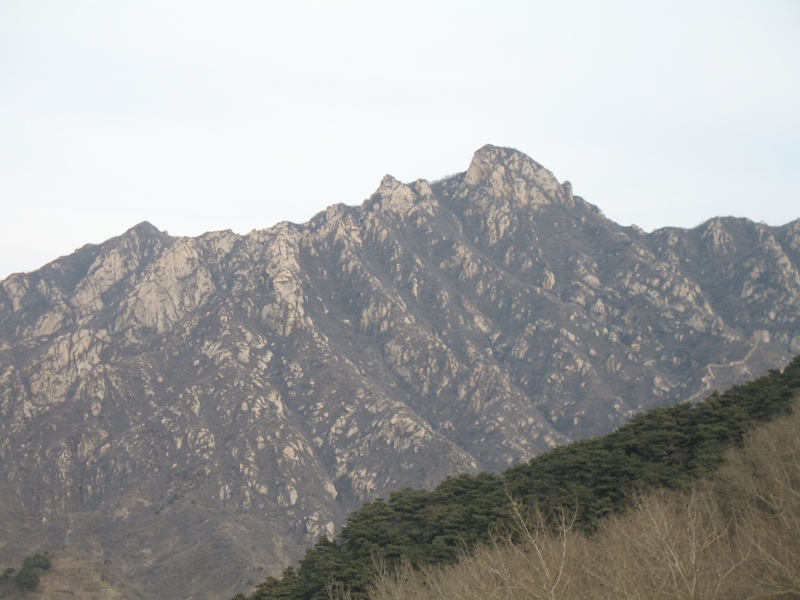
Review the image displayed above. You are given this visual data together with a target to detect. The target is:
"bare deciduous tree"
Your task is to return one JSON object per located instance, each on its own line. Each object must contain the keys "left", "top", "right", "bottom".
{"left": 368, "top": 498, "right": 585, "bottom": 600}
{"left": 718, "top": 404, "right": 800, "bottom": 597}
{"left": 586, "top": 485, "right": 750, "bottom": 600}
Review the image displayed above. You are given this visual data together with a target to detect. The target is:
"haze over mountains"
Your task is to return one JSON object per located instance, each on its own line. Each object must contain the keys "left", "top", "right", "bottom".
{"left": 1, "top": 145, "right": 798, "bottom": 598}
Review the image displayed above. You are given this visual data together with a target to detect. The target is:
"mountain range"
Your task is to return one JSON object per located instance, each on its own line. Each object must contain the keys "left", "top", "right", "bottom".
{"left": 0, "top": 145, "right": 798, "bottom": 598}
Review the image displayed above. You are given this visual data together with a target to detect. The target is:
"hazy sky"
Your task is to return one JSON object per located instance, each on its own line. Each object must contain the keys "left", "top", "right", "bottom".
{"left": 1, "top": 1, "right": 798, "bottom": 280}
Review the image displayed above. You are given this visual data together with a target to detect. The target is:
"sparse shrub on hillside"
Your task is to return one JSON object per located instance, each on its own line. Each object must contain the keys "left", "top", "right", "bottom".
{"left": 0, "top": 553, "right": 53, "bottom": 592}
{"left": 14, "top": 565, "right": 40, "bottom": 591}
{"left": 21, "top": 553, "right": 51, "bottom": 572}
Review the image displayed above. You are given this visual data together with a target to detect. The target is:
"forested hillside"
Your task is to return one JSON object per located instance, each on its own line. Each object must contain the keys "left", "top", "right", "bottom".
{"left": 370, "top": 404, "right": 800, "bottom": 599}
{"left": 238, "top": 354, "right": 800, "bottom": 599}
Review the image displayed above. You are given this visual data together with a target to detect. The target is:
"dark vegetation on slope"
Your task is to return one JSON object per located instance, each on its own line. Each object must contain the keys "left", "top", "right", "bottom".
{"left": 236, "top": 354, "right": 800, "bottom": 600}
{"left": 0, "top": 553, "right": 51, "bottom": 594}
{"left": 370, "top": 405, "right": 800, "bottom": 599}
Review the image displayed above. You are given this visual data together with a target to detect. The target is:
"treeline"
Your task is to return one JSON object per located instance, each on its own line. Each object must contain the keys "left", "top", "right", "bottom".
{"left": 371, "top": 402, "right": 800, "bottom": 599}
{"left": 236, "top": 355, "right": 800, "bottom": 600}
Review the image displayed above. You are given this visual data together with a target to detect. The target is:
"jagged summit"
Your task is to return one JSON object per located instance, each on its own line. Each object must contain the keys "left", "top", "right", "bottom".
{"left": 1, "top": 147, "right": 798, "bottom": 599}
{"left": 119, "top": 220, "right": 175, "bottom": 243}
{"left": 466, "top": 144, "right": 551, "bottom": 180}
{"left": 469, "top": 143, "right": 540, "bottom": 169}
{"left": 127, "top": 220, "right": 162, "bottom": 235}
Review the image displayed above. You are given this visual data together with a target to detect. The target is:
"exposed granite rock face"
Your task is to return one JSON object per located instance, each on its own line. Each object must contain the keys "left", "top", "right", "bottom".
{"left": 0, "top": 145, "right": 797, "bottom": 598}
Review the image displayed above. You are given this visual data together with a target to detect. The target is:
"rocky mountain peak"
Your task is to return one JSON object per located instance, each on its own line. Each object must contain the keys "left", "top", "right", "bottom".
{"left": 462, "top": 144, "right": 570, "bottom": 212}
{"left": 0, "top": 146, "right": 797, "bottom": 599}
{"left": 125, "top": 220, "right": 169, "bottom": 239}
{"left": 373, "top": 174, "right": 422, "bottom": 215}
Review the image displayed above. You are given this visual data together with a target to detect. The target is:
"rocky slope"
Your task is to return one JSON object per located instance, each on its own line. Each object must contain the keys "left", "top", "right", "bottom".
{"left": 0, "top": 145, "right": 798, "bottom": 598}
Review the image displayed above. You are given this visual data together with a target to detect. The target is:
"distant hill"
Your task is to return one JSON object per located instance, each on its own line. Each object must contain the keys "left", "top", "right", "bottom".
{"left": 1, "top": 145, "right": 798, "bottom": 598}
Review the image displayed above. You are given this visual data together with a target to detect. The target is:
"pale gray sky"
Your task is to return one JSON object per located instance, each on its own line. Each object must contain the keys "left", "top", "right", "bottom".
{"left": 2, "top": 1, "right": 799, "bottom": 280}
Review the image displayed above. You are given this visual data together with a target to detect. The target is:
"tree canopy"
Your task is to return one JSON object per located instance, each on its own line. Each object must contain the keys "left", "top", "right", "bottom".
{"left": 240, "top": 355, "right": 800, "bottom": 600}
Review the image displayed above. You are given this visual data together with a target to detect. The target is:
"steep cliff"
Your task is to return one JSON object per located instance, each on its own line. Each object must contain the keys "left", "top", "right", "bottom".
{"left": 0, "top": 145, "right": 797, "bottom": 598}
